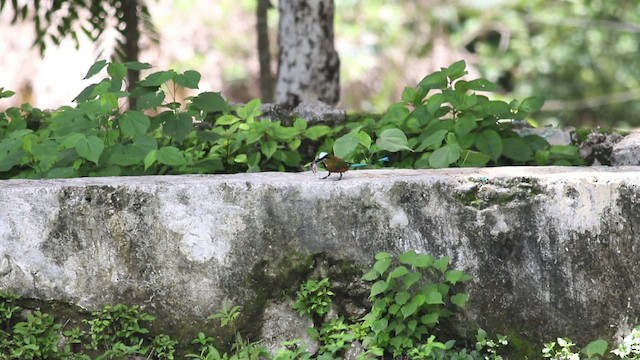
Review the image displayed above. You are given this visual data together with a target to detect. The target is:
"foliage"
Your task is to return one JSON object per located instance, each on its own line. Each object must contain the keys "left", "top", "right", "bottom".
{"left": 0, "top": 0, "right": 158, "bottom": 58}
{"left": 293, "top": 278, "right": 334, "bottom": 319}
{"left": 612, "top": 327, "right": 640, "bottom": 359}
{"left": 359, "top": 250, "right": 472, "bottom": 357}
{"left": 0, "top": 61, "right": 329, "bottom": 179}
{"left": 340, "top": 60, "right": 582, "bottom": 169}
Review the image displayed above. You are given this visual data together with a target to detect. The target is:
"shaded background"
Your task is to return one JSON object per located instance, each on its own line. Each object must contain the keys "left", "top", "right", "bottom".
{"left": 1, "top": 0, "right": 639, "bottom": 128}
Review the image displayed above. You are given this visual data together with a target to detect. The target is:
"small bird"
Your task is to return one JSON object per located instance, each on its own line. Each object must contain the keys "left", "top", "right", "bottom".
{"left": 311, "top": 152, "right": 390, "bottom": 180}
{"left": 312, "top": 152, "right": 350, "bottom": 180}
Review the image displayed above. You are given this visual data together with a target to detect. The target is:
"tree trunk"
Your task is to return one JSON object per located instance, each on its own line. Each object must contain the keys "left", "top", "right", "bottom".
{"left": 120, "top": 0, "right": 140, "bottom": 108}
{"left": 257, "top": 0, "right": 274, "bottom": 103}
{"left": 276, "top": 0, "right": 340, "bottom": 107}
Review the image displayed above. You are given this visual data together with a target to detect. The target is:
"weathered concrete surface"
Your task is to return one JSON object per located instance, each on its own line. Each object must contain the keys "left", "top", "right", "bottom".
{"left": 1, "top": 167, "right": 639, "bottom": 349}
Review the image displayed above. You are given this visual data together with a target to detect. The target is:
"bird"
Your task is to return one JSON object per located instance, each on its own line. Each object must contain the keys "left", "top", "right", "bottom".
{"left": 312, "top": 152, "right": 350, "bottom": 180}
{"left": 312, "top": 152, "right": 390, "bottom": 180}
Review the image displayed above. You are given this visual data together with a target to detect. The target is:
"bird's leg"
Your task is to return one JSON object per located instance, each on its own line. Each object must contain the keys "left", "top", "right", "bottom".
{"left": 321, "top": 172, "right": 331, "bottom": 179}
{"left": 337, "top": 172, "right": 343, "bottom": 180}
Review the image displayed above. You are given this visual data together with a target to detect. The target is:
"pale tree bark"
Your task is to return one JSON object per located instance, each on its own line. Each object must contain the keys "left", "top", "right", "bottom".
{"left": 276, "top": 0, "right": 340, "bottom": 107}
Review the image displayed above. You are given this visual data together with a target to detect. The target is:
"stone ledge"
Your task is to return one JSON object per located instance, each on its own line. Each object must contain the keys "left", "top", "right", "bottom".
{"left": 1, "top": 167, "right": 639, "bottom": 347}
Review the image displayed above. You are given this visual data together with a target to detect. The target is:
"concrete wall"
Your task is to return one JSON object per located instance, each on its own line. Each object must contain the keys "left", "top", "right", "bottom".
{"left": 1, "top": 167, "right": 639, "bottom": 348}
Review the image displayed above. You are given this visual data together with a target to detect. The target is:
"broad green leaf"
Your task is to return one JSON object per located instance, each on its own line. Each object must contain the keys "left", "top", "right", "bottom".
{"left": 358, "top": 131, "right": 372, "bottom": 149}
{"left": 398, "top": 250, "right": 417, "bottom": 264}
{"left": 453, "top": 115, "right": 477, "bottom": 137}
{"left": 163, "top": 112, "right": 193, "bottom": 143}
{"left": 388, "top": 266, "right": 409, "bottom": 279}
{"left": 175, "top": 70, "right": 201, "bottom": 89}
{"left": 394, "top": 291, "right": 411, "bottom": 305}
{"left": 76, "top": 135, "right": 104, "bottom": 165}
{"left": 84, "top": 60, "right": 107, "bottom": 79}
{"left": 426, "top": 93, "right": 445, "bottom": 115}
{"left": 234, "top": 154, "right": 247, "bottom": 163}
{"left": 156, "top": 146, "right": 187, "bottom": 166}
{"left": 304, "top": 125, "right": 332, "bottom": 141}
{"left": 464, "top": 78, "right": 498, "bottom": 91}
{"left": 144, "top": 149, "right": 157, "bottom": 170}
{"left": 421, "top": 313, "right": 439, "bottom": 326}
{"left": 136, "top": 91, "right": 165, "bottom": 111}
{"left": 107, "top": 62, "right": 127, "bottom": 79}
{"left": 459, "top": 150, "right": 491, "bottom": 167}
{"left": 375, "top": 252, "right": 392, "bottom": 260}
{"left": 425, "top": 291, "right": 444, "bottom": 305}
{"left": 502, "top": 137, "right": 533, "bottom": 162}
{"left": 445, "top": 270, "right": 472, "bottom": 285}
{"left": 191, "top": 92, "right": 229, "bottom": 113}
{"left": 433, "top": 256, "right": 450, "bottom": 273}
{"left": 474, "top": 130, "right": 503, "bottom": 162}
{"left": 401, "top": 86, "right": 417, "bottom": 103}
{"left": 273, "top": 126, "right": 298, "bottom": 141}
{"left": 523, "top": 135, "right": 550, "bottom": 152}
{"left": 417, "top": 129, "right": 448, "bottom": 152}
{"left": 215, "top": 114, "right": 240, "bottom": 126}
{"left": 582, "top": 339, "right": 608, "bottom": 357}
{"left": 370, "top": 280, "right": 388, "bottom": 299}
{"left": 442, "top": 60, "right": 466, "bottom": 80}
{"left": 518, "top": 96, "right": 545, "bottom": 113}
{"left": 138, "top": 70, "right": 177, "bottom": 87}
{"left": 402, "top": 272, "right": 421, "bottom": 289}
{"left": 429, "top": 144, "right": 460, "bottom": 168}
{"left": 372, "top": 318, "right": 388, "bottom": 334}
{"left": 376, "top": 128, "right": 413, "bottom": 152}
{"left": 261, "top": 140, "right": 278, "bottom": 159}
{"left": 418, "top": 71, "right": 447, "bottom": 91}
{"left": 550, "top": 145, "right": 578, "bottom": 156}
{"left": 401, "top": 302, "right": 418, "bottom": 319}
{"left": 293, "top": 118, "right": 307, "bottom": 131}
{"left": 361, "top": 270, "right": 379, "bottom": 281}
{"left": 120, "top": 111, "right": 150, "bottom": 137}
{"left": 373, "top": 257, "right": 392, "bottom": 275}
{"left": 451, "top": 293, "right": 469, "bottom": 308}
{"left": 334, "top": 129, "right": 360, "bottom": 159}
{"left": 60, "top": 133, "right": 85, "bottom": 149}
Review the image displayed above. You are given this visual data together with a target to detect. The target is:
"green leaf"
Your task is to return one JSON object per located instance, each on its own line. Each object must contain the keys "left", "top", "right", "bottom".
{"left": 84, "top": 60, "right": 107, "bottom": 79}
{"left": 138, "top": 70, "right": 177, "bottom": 87}
{"left": 334, "top": 129, "right": 360, "bottom": 159}
{"left": 518, "top": 96, "right": 545, "bottom": 113}
{"left": 418, "top": 71, "right": 448, "bottom": 91}
{"left": 156, "top": 146, "right": 187, "bottom": 166}
{"left": 420, "top": 313, "right": 439, "bottom": 326}
{"left": 401, "top": 86, "right": 417, "bottom": 103}
{"left": 372, "top": 319, "right": 388, "bottom": 334}
{"left": 107, "top": 63, "right": 127, "bottom": 79}
{"left": 376, "top": 128, "right": 413, "bottom": 152}
{"left": 401, "top": 302, "right": 418, "bottom": 319}
{"left": 417, "top": 128, "right": 448, "bottom": 152}
{"left": 582, "top": 339, "right": 608, "bottom": 357}
{"left": 395, "top": 291, "right": 411, "bottom": 305}
{"left": 136, "top": 91, "right": 165, "bottom": 111}
{"left": 433, "top": 256, "right": 450, "bottom": 273}
{"left": 445, "top": 270, "right": 472, "bottom": 285}
{"left": 388, "top": 266, "right": 409, "bottom": 279}
{"left": 191, "top": 92, "right": 229, "bottom": 113}
{"left": 361, "top": 270, "right": 379, "bottom": 281}
{"left": 474, "top": 130, "right": 503, "bottom": 162}
{"left": 502, "top": 137, "right": 533, "bottom": 162}
{"left": 215, "top": 114, "right": 240, "bottom": 126}
{"left": 76, "top": 135, "right": 104, "bottom": 165}
{"left": 426, "top": 93, "right": 445, "bottom": 115}
{"left": 429, "top": 144, "right": 460, "bottom": 168}
{"left": 425, "top": 291, "right": 444, "bottom": 305}
{"left": 164, "top": 112, "right": 193, "bottom": 143}
{"left": 304, "top": 125, "right": 332, "bottom": 141}
{"left": 144, "top": 149, "right": 157, "bottom": 170}
{"left": 358, "top": 131, "right": 372, "bottom": 150}
{"left": 120, "top": 111, "right": 150, "bottom": 137}
{"left": 261, "top": 140, "right": 278, "bottom": 159}
{"left": 234, "top": 154, "right": 247, "bottom": 163}
{"left": 373, "top": 257, "right": 392, "bottom": 275}
{"left": 293, "top": 118, "right": 307, "bottom": 131}
{"left": 370, "top": 280, "right": 388, "bottom": 299}
{"left": 175, "top": 70, "right": 201, "bottom": 89}
{"left": 451, "top": 293, "right": 468, "bottom": 308}
{"left": 454, "top": 115, "right": 477, "bottom": 137}
{"left": 459, "top": 150, "right": 491, "bottom": 167}
{"left": 442, "top": 60, "right": 467, "bottom": 80}
{"left": 402, "top": 272, "right": 421, "bottom": 289}
{"left": 464, "top": 78, "right": 498, "bottom": 91}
